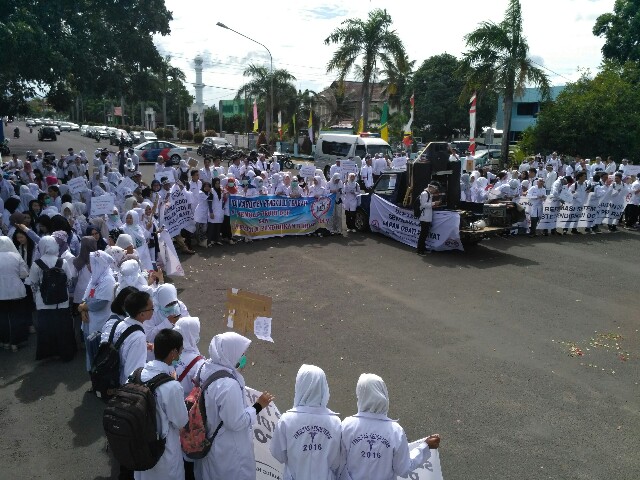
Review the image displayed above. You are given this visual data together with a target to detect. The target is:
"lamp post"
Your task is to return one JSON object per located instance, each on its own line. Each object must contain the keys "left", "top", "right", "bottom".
{"left": 216, "top": 22, "right": 273, "bottom": 139}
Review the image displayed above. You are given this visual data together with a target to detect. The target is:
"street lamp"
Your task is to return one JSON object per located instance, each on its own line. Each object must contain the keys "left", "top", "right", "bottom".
{"left": 216, "top": 22, "right": 273, "bottom": 139}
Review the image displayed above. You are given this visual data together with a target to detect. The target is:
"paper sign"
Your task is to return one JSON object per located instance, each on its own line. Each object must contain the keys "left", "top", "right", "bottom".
{"left": 392, "top": 157, "right": 408, "bottom": 169}
{"left": 245, "top": 387, "right": 284, "bottom": 480}
{"left": 465, "top": 158, "right": 475, "bottom": 172}
{"left": 624, "top": 165, "right": 640, "bottom": 177}
{"left": 254, "top": 317, "right": 273, "bottom": 342}
{"left": 226, "top": 289, "right": 272, "bottom": 334}
{"left": 398, "top": 442, "right": 445, "bottom": 480}
{"left": 116, "top": 176, "right": 137, "bottom": 197}
{"left": 155, "top": 171, "right": 175, "bottom": 183}
{"left": 90, "top": 194, "right": 115, "bottom": 216}
{"left": 67, "top": 177, "right": 87, "bottom": 194}
{"left": 299, "top": 165, "right": 316, "bottom": 178}
{"left": 340, "top": 160, "right": 358, "bottom": 175}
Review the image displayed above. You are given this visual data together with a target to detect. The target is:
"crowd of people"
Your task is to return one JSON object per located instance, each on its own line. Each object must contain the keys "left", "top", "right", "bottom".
{"left": 0, "top": 145, "right": 442, "bottom": 480}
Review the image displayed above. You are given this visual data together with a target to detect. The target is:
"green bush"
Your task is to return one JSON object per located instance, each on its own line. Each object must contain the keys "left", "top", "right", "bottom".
{"left": 205, "top": 129, "right": 218, "bottom": 137}
{"left": 154, "top": 128, "right": 165, "bottom": 139}
{"left": 179, "top": 130, "right": 194, "bottom": 141}
{"left": 163, "top": 128, "right": 174, "bottom": 139}
{"left": 193, "top": 132, "right": 204, "bottom": 143}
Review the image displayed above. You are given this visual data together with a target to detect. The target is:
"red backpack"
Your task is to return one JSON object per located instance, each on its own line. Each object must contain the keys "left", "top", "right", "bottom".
{"left": 180, "top": 365, "right": 234, "bottom": 459}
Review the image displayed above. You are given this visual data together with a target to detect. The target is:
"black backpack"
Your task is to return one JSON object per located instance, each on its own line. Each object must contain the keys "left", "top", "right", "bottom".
{"left": 35, "top": 258, "right": 68, "bottom": 305}
{"left": 90, "top": 321, "right": 143, "bottom": 399}
{"left": 103, "top": 368, "right": 174, "bottom": 471}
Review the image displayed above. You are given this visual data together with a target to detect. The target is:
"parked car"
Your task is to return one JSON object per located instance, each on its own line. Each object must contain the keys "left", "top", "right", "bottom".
{"left": 80, "top": 125, "right": 89, "bottom": 135}
{"left": 139, "top": 130, "right": 157, "bottom": 142}
{"left": 134, "top": 140, "right": 188, "bottom": 164}
{"left": 59, "top": 122, "right": 72, "bottom": 132}
{"left": 26, "top": 118, "right": 36, "bottom": 127}
{"left": 130, "top": 131, "right": 141, "bottom": 143}
{"left": 110, "top": 129, "right": 132, "bottom": 146}
{"left": 38, "top": 126, "right": 57, "bottom": 141}
{"left": 197, "top": 136, "right": 231, "bottom": 156}
{"left": 97, "top": 126, "right": 109, "bottom": 138}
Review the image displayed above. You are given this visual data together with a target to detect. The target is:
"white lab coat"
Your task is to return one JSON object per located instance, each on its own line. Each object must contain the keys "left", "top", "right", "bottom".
{"left": 418, "top": 190, "right": 434, "bottom": 222}
{"left": 342, "top": 181, "right": 360, "bottom": 211}
{"left": 27, "top": 239, "right": 73, "bottom": 310}
{"left": 195, "top": 333, "right": 256, "bottom": 480}
{"left": 0, "top": 248, "right": 28, "bottom": 301}
{"left": 133, "top": 360, "right": 189, "bottom": 480}
{"left": 270, "top": 365, "right": 342, "bottom": 480}
{"left": 107, "top": 317, "right": 147, "bottom": 385}
{"left": 173, "top": 316, "right": 205, "bottom": 399}
{"left": 527, "top": 185, "right": 546, "bottom": 218}
{"left": 360, "top": 165, "right": 373, "bottom": 188}
{"left": 207, "top": 192, "right": 224, "bottom": 224}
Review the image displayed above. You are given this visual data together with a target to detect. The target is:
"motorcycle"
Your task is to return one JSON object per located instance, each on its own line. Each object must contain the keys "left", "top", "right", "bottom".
{"left": 1, "top": 138, "right": 10, "bottom": 156}
{"left": 13, "top": 127, "right": 20, "bottom": 139}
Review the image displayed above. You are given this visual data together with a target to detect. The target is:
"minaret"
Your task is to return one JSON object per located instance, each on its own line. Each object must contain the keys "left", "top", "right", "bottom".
{"left": 194, "top": 55, "right": 204, "bottom": 107}
{"left": 189, "top": 55, "right": 206, "bottom": 133}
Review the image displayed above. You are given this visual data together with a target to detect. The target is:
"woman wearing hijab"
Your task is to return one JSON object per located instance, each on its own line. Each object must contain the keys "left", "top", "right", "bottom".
{"left": 51, "top": 214, "right": 80, "bottom": 256}
{"left": 307, "top": 176, "right": 326, "bottom": 199}
{"left": 339, "top": 374, "right": 440, "bottom": 479}
{"left": 327, "top": 173, "right": 343, "bottom": 235}
{"left": 342, "top": 173, "right": 360, "bottom": 233}
{"left": 72, "top": 236, "right": 98, "bottom": 347}
{"left": 86, "top": 224, "right": 107, "bottom": 250}
{"left": 122, "top": 210, "right": 153, "bottom": 270}
{"left": 144, "top": 283, "right": 188, "bottom": 343}
{"left": 0, "top": 236, "right": 30, "bottom": 351}
{"left": 115, "top": 233, "right": 140, "bottom": 265}
{"left": 194, "top": 181, "right": 212, "bottom": 248}
{"left": 116, "top": 259, "right": 153, "bottom": 294}
{"left": 19, "top": 184, "right": 35, "bottom": 212}
{"left": 471, "top": 177, "right": 490, "bottom": 203}
{"left": 173, "top": 316, "right": 205, "bottom": 399}
{"left": 77, "top": 250, "right": 116, "bottom": 370}
{"left": 207, "top": 178, "right": 224, "bottom": 247}
{"left": 271, "top": 364, "right": 342, "bottom": 480}
{"left": 20, "top": 161, "right": 35, "bottom": 184}
{"left": 73, "top": 202, "right": 88, "bottom": 236}
{"left": 194, "top": 332, "right": 275, "bottom": 480}
{"left": 27, "top": 236, "right": 76, "bottom": 361}
{"left": 106, "top": 206, "right": 124, "bottom": 232}
{"left": 220, "top": 177, "right": 235, "bottom": 245}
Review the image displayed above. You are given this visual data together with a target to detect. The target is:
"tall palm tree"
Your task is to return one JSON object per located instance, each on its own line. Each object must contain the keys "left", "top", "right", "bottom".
{"left": 380, "top": 52, "right": 415, "bottom": 110}
{"left": 237, "top": 65, "right": 296, "bottom": 137}
{"left": 325, "top": 8, "right": 406, "bottom": 131}
{"left": 462, "top": 0, "right": 549, "bottom": 167}
{"left": 317, "top": 81, "right": 357, "bottom": 126}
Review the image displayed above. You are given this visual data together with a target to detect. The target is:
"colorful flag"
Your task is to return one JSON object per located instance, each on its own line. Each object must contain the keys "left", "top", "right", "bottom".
{"left": 253, "top": 99, "right": 259, "bottom": 132}
{"left": 469, "top": 92, "right": 477, "bottom": 155}
{"left": 308, "top": 106, "right": 313, "bottom": 143}
{"left": 402, "top": 93, "right": 414, "bottom": 147}
{"left": 278, "top": 111, "right": 283, "bottom": 140}
{"left": 380, "top": 102, "right": 389, "bottom": 142}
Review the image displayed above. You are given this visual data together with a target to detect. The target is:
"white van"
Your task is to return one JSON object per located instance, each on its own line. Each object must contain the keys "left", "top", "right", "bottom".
{"left": 314, "top": 133, "right": 392, "bottom": 178}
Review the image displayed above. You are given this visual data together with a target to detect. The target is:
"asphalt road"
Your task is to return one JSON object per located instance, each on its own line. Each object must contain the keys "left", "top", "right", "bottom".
{"left": 0, "top": 124, "right": 639, "bottom": 479}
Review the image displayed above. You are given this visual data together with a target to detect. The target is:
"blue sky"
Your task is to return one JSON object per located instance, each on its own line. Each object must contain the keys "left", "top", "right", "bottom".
{"left": 153, "top": 0, "right": 615, "bottom": 107}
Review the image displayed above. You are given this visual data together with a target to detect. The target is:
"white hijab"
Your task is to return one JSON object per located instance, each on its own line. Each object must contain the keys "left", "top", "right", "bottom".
{"left": 154, "top": 283, "right": 178, "bottom": 308}
{"left": 174, "top": 316, "right": 201, "bottom": 354}
{"left": 84, "top": 250, "right": 116, "bottom": 301}
{"left": 293, "top": 364, "right": 330, "bottom": 408}
{"left": 117, "top": 259, "right": 149, "bottom": 293}
{"left": 37, "top": 235, "right": 60, "bottom": 263}
{"left": 356, "top": 373, "right": 389, "bottom": 415}
{"left": 123, "top": 210, "right": 146, "bottom": 247}
{"left": 0, "top": 236, "right": 19, "bottom": 254}
{"left": 205, "top": 332, "right": 251, "bottom": 388}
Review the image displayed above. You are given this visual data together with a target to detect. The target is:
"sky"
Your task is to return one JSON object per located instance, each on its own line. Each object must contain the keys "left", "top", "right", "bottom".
{"left": 153, "top": 0, "right": 615, "bottom": 108}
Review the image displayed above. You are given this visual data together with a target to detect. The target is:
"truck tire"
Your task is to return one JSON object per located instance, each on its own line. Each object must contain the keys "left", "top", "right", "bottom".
{"left": 354, "top": 209, "right": 370, "bottom": 232}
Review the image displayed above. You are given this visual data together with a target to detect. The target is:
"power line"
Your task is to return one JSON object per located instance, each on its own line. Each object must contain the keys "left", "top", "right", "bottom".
{"left": 530, "top": 59, "right": 573, "bottom": 83}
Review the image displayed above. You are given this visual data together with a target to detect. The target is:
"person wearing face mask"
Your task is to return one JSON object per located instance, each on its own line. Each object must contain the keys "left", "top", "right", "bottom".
{"left": 289, "top": 177, "right": 304, "bottom": 198}
{"left": 194, "top": 332, "right": 275, "bottom": 480}
{"left": 339, "top": 373, "right": 440, "bottom": 480}
{"left": 106, "top": 207, "right": 124, "bottom": 232}
{"left": 131, "top": 328, "right": 189, "bottom": 480}
{"left": 144, "top": 283, "right": 189, "bottom": 345}
{"left": 270, "top": 364, "right": 342, "bottom": 480}
{"left": 122, "top": 210, "right": 153, "bottom": 271}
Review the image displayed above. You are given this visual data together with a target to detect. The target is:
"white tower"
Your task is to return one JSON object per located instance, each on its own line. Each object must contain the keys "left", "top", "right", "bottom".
{"left": 189, "top": 55, "right": 206, "bottom": 133}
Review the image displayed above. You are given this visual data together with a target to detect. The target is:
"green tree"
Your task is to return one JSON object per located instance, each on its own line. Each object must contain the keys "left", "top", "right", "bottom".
{"left": 325, "top": 8, "right": 406, "bottom": 130}
{"left": 462, "top": 0, "right": 550, "bottom": 168}
{"left": 317, "top": 82, "right": 356, "bottom": 126}
{"left": 525, "top": 62, "right": 640, "bottom": 159}
{"left": 380, "top": 52, "right": 415, "bottom": 110}
{"left": 593, "top": 0, "right": 640, "bottom": 63}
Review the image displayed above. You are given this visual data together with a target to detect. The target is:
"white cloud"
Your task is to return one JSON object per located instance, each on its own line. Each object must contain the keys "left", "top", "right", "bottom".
{"left": 155, "top": 0, "right": 615, "bottom": 106}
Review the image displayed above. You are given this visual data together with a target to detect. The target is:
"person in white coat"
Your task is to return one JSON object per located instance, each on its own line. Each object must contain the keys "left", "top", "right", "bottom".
{"left": 173, "top": 316, "right": 205, "bottom": 399}
{"left": 144, "top": 283, "right": 189, "bottom": 344}
{"left": 77, "top": 250, "right": 116, "bottom": 371}
{"left": 527, "top": 178, "right": 546, "bottom": 237}
{"left": 270, "top": 364, "right": 342, "bottom": 480}
{"left": 416, "top": 182, "right": 442, "bottom": 256}
{"left": 0, "top": 236, "right": 30, "bottom": 352}
{"left": 206, "top": 178, "right": 225, "bottom": 247}
{"left": 327, "top": 174, "right": 343, "bottom": 235}
{"left": 133, "top": 328, "right": 189, "bottom": 480}
{"left": 342, "top": 173, "right": 360, "bottom": 232}
{"left": 339, "top": 374, "right": 440, "bottom": 480}
{"left": 194, "top": 332, "right": 275, "bottom": 480}
{"left": 27, "top": 235, "right": 76, "bottom": 361}
{"left": 122, "top": 209, "right": 153, "bottom": 271}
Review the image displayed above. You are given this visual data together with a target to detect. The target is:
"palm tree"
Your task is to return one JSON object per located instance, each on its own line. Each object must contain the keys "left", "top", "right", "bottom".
{"left": 462, "top": 0, "right": 550, "bottom": 168}
{"left": 380, "top": 52, "right": 415, "bottom": 110}
{"left": 237, "top": 65, "right": 296, "bottom": 139}
{"left": 325, "top": 8, "right": 406, "bottom": 131}
{"left": 317, "top": 81, "right": 357, "bottom": 126}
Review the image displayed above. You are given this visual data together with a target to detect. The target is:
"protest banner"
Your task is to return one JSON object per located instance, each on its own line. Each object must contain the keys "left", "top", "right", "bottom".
{"left": 67, "top": 177, "right": 87, "bottom": 195}
{"left": 163, "top": 185, "right": 195, "bottom": 237}
{"left": 116, "top": 176, "right": 137, "bottom": 197}
{"left": 225, "top": 288, "right": 272, "bottom": 335}
{"left": 157, "top": 230, "right": 184, "bottom": 276}
{"left": 299, "top": 165, "right": 316, "bottom": 178}
{"left": 536, "top": 191, "right": 628, "bottom": 230}
{"left": 230, "top": 194, "right": 336, "bottom": 239}
{"left": 399, "top": 442, "right": 445, "bottom": 480}
{"left": 392, "top": 156, "right": 408, "bottom": 169}
{"left": 624, "top": 165, "right": 640, "bottom": 177}
{"left": 369, "top": 195, "right": 463, "bottom": 251}
{"left": 89, "top": 195, "right": 115, "bottom": 216}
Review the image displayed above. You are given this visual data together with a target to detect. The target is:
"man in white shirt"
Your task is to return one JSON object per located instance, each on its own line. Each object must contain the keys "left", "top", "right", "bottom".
{"left": 604, "top": 156, "right": 617, "bottom": 174}
{"left": 360, "top": 157, "right": 374, "bottom": 191}
{"left": 329, "top": 159, "right": 342, "bottom": 180}
{"left": 372, "top": 154, "right": 387, "bottom": 183}
{"left": 228, "top": 157, "right": 242, "bottom": 180}
{"left": 212, "top": 157, "right": 226, "bottom": 178}
{"left": 155, "top": 155, "right": 177, "bottom": 183}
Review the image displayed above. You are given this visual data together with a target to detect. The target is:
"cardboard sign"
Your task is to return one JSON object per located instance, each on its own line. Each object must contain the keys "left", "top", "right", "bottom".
{"left": 163, "top": 185, "right": 195, "bottom": 237}
{"left": 299, "top": 165, "right": 316, "bottom": 178}
{"left": 226, "top": 289, "right": 272, "bottom": 334}
{"left": 116, "top": 176, "right": 137, "bottom": 197}
{"left": 89, "top": 194, "right": 115, "bottom": 216}
{"left": 341, "top": 160, "right": 358, "bottom": 175}
{"left": 67, "top": 177, "right": 87, "bottom": 194}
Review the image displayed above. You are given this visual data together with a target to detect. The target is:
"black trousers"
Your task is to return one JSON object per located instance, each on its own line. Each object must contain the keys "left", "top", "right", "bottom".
{"left": 207, "top": 222, "right": 221, "bottom": 242}
{"left": 417, "top": 221, "right": 432, "bottom": 253}
{"left": 625, "top": 204, "right": 639, "bottom": 226}
{"left": 345, "top": 210, "right": 356, "bottom": 230}
{"left": 180, "top": 228, "right": 193, "bottom": 248}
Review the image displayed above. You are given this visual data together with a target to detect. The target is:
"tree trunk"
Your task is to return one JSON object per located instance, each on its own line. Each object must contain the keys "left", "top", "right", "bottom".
{"left": 361, "top": 73, "right": 371, "bottom": 131}
{"left": 501, "top": 88, "right": 514, "bottom": 170}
